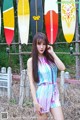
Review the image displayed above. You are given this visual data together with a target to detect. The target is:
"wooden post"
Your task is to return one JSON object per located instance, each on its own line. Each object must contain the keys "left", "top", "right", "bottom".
{"left": 60, "top": 71, "right": 64, "bottom": 105}
{"left": 1, "top": 67, "right": 6, "bottom": 74}
{"left": 75, "top": 0, "right": 80, "bottom": 79}
{"left": 19, "top": 70, "right": 26, "bottom": 106}
{"left": 19, "top": 41, "right": 23, "bottom": 74}
{"left": 19, "top": 69, "right": 30, "bottom": 106}
{"left": 23, "top": 70, "right": 27, "bottom": 99}
{"left": 26, "top": 70, "right": 30, "bottom": 100}
{"left": 7, "top": 67, "right": 12, "bottom": 100}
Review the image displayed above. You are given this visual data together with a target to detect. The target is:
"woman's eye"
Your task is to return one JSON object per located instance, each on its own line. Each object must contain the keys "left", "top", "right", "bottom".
{"left": 43, "top": 43, "right": 46, "bottom": 46}
{"left": 37, "top": 42, "right": 41, "bottom": 45}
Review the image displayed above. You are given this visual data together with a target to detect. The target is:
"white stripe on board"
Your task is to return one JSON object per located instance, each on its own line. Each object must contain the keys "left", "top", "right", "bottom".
{"left": 4, "top": 27, "right": 14, "bottom": 30}
{"left": 50, "top": 11, "right": 53, "bottom": 44}
{"left": 3, "top": 7, "right": 13, "bottom": 13}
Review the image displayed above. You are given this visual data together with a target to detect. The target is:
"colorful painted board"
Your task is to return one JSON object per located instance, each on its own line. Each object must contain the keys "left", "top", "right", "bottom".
{"left": 18, "top": 0, "right": 30, "bottom": 44}
{"left": 44, "top": 0, "right": 58, "bottom": 44}
{"left": 30, "top": 0, "right": 43, "bottom": 37}
{"left": 61, "top": 0, "right": 76, "bottom": 43}
{"left": 79, "top": 0, "right": 80, "bottom": 24}
{"left": 3, "top": 0, "right": 14, "bottom": 45}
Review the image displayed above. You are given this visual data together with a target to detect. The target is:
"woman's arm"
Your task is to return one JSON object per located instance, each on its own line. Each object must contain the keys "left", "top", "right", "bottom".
{"left": 48, "top": 46, "right": 66, "bottom": 71}
{"left": 27, "top": 58, "right": 43, "bottom": 115}
{"left": 27, "top": 58, "right": 38, "bottom": 104}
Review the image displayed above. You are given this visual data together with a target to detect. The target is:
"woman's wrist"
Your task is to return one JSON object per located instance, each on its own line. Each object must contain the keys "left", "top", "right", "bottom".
{"left": 33, "top": 101, "right": 38, "bottom": 105}
{"left": 50, "top": 51, "right": 56, "bottom": 57}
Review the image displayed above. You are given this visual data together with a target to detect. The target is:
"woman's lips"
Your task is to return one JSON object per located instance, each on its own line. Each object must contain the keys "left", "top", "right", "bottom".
{"left": 40, "top": 50, "right": 43, "bottom": 52}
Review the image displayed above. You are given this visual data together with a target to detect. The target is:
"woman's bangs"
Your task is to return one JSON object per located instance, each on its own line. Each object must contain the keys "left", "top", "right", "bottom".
{"left": 37, "top": 39, "right": 46, "bottom": 45}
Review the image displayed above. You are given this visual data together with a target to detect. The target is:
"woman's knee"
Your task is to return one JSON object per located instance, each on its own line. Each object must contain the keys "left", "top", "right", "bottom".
{"left": 37, "top": 113, "right": 48, "bottom": 120}
{"left": 50, "top": 106, "right": 64, "bottom": 120}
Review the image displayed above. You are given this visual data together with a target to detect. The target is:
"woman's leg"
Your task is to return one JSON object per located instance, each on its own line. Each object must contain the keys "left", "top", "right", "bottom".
{"left": 50, "top": 106, "right": 64, "bottom": 120}
{"left": 37, "top": 113, "right": 48, "bottom": 120}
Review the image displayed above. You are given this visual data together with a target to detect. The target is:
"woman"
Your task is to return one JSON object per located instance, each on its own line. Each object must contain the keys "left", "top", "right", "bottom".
{"left": 27, "top": 32, "right": 65, "bottom": 120}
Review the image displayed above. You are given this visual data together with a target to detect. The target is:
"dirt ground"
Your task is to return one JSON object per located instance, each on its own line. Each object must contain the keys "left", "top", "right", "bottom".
{"left": 0, "top": 79, "right": 80, "bottom": 120}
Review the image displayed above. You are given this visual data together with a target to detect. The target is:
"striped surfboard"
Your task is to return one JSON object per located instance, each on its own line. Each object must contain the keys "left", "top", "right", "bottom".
{"left": 18, "top": 0, "right": 30, "bottom": 44}
{"left": 44, "top": 0, "right": 58, "bottom": 44}
{"left": 3, "top": 0, "right": 15, "bottom": 45}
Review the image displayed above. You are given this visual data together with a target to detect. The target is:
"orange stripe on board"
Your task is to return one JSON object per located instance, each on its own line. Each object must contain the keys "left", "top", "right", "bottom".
{"left": 3, "top": 8, "right": 14, "bottom": 28}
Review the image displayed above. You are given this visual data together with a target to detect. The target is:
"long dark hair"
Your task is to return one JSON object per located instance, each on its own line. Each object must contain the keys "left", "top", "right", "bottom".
{"left": 32, "top": 32, "right": 54, "bottom": 83}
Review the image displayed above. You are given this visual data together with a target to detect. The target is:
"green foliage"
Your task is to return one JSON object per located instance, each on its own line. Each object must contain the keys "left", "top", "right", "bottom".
{"left": 0, "top": 51, "right": 9, "bottom": 67}
{"left": 59, "top": 54, "right": 75, "bottom": 67}
{"left": 23, "top": 100, "right": 33, "bottom": 107}
{"left": 9, "top": 99, "right": 17, "bottom": 104}
{"left": 0, "top": 42, "right": 75, "bottom": 75}
{"left": 55, "top": 43, "right": 75, "bottom": 62}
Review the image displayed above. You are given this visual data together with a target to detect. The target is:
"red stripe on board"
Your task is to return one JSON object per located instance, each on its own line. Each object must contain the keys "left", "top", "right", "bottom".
{"left": 44, "top": 10, "right": 58, "bottom": 44}
{"left": 4, "top": 28, "right": 14, "bottom": 45}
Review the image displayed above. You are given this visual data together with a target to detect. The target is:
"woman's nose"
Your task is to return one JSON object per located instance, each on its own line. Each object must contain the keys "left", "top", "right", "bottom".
{"left": 41, "top": 45, "right": 43, "bottom": 48}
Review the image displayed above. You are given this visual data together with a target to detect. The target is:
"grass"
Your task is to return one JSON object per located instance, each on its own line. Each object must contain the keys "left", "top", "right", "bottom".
{"left": 9, "top": 99, "right": 17, "bottom": 105}
{"left": 23, "top": 100, "right": 33, "bottom": 107}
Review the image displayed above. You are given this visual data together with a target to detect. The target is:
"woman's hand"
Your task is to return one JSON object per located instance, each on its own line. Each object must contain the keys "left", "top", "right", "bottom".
{"left": 47, "top": 45, "right": 66, "bottom": 71}
{"left": 34, "top": 103, "right": 43, "bottom": 115}
{"left": 47, "top": 45, "right": 54, "bottom": 54}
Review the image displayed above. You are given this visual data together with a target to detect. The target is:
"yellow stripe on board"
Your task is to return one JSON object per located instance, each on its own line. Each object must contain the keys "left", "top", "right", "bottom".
{"left": 3, "top": 8, "right": 14, "bottom": 28}
{"left": 18, "top": 0, "right": 29, "bottom": 15}
{"left": 64, "top": 34, "right": 74, "bottom": 43}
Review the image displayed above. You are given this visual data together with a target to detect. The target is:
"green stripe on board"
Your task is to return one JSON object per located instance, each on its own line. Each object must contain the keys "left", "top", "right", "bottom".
{"left": 3, "top": 0, "right": 13, "bottom": 11}
{"left": 56, "top": 1, "right": 79, "bottom": 4}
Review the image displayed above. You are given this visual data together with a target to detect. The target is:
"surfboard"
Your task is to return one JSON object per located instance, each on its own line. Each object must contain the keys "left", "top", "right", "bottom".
{"left": 61, "top": 0, "right": 76, "bottom": 43}
{"left": 17, "top": 0, "right": 30, "bottom": 44}
{"left": 30, "top": 0, "right": 43, "bottom": 37}
{"left": 79, "top": 0, "right": 80, "bottom": 24}
{"left": 3, "top": 0, "right": 14, "bottom": 45}
{"left": 44, "top": 0, "right": 58, "bottom": 44}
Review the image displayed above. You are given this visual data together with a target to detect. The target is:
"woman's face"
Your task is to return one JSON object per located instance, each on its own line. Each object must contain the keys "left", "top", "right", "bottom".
{"left": 36, "top": 39, "right": 46, "bottom": 55}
